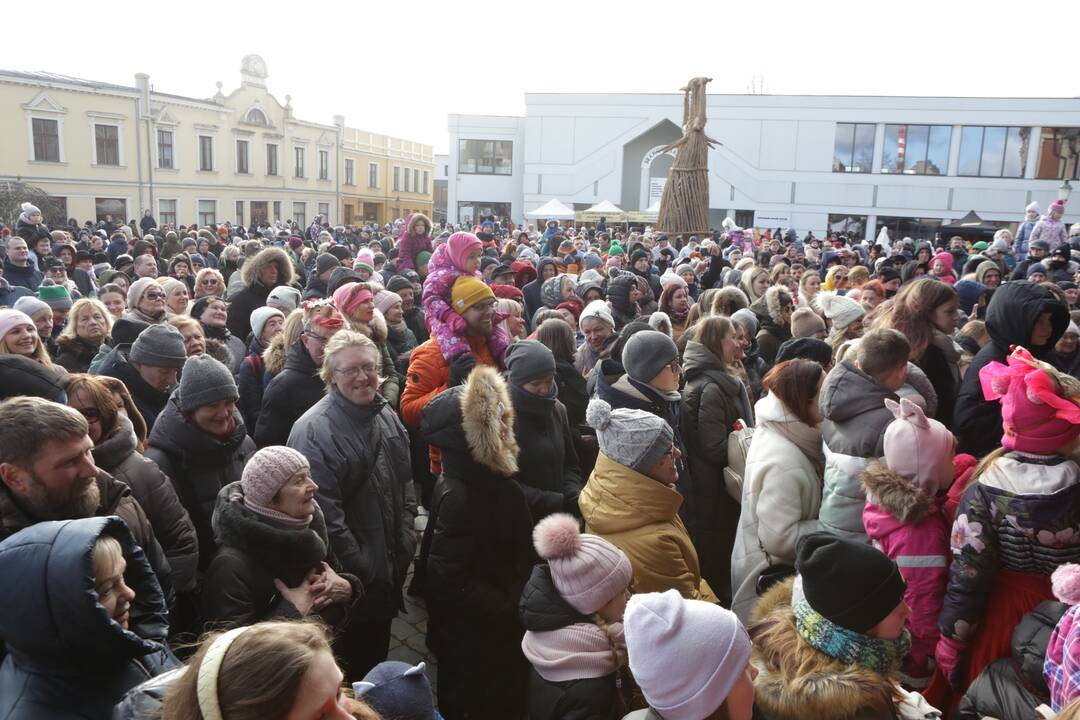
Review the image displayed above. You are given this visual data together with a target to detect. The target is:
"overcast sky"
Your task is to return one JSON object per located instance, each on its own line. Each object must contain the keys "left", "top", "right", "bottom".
{"left": 5, "top": 0, "right": 1077, "bottom": 154}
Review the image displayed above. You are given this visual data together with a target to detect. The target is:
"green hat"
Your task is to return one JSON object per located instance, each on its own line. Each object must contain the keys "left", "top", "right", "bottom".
{"left": 37, "top": 283, "right": 72, "bottom": 311}
{"left": 972, "top": 241, "right": 989, "bottom": 251}
{"left": 415, "top": 250, "right": 432, "bottom": 267}
{"left": 607, "top": 241, "right": 625, "bottom": 256}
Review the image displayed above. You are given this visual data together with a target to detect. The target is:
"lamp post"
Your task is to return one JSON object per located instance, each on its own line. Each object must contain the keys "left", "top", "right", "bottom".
{"left": 1060, "top": 179, "right": 1074, "bottom": 202}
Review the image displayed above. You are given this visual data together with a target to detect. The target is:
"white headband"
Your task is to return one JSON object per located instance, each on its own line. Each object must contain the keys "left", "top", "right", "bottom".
{"left": 196, "top": 626, "right": 250, "bottom": 720}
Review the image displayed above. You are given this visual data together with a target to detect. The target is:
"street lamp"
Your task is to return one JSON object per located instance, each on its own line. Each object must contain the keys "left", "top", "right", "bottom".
{"left": 1059, "top": 179, "right": 1073, "bottom": 202}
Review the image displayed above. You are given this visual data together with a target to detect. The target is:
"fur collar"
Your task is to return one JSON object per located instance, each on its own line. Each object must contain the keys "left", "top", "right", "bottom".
{"left": 748, "top": 578, "right": 900, "bottom": 720}
{"left": 860, "top": 460, "right": 932, "bottom": 524}
{"left": 764, "top": 285, "right": 794, "bottom": 325}
{"left": 240, "top": 246, "right": 295, "bottom": 288}
{"left": 461, "top": 365, "right": 519, "bottom": 477}
{"left": 264, "top": 332, "right": 290, "bottom": 375}
{"left": 348, "top": 306, "right": 388, "bottom": 344}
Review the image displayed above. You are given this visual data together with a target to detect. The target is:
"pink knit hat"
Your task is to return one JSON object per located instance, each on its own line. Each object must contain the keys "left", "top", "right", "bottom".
{"left": 932, "top": 251, "right": 954, "bottom": 273}
{"left": 533, "top": 513, "right": 632, "bottom": 615}
{"left": 882, "top": 398, "right": 955, "bottom": 494}
{"left": 332, "top": 282, "right": 373, "bottom": 317}
{"left": 447, "top": 232, "right": 482, "bottom": 271}
{"left": 0, "top": 309, "right": 35, "bottom": 340}
{"left": 980, "top": 346, "right": 1080, "bottom": 454}
{"left": 373, "top": 289, "right": 402, "bottom": 317}
{"left": 241, "top": 446, "right": 312, "bottom": 527}
{"left": 1051, "top": 199, "right": 1067, "bottom": 217}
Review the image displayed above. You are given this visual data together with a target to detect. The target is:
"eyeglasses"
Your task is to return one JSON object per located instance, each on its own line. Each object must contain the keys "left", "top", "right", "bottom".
{"left": 472, "top": 299, "right": 497, "bottom": 312}
{"left": 200, "top": 278, "right": 219, "bottom": 286}
{"left": 334, "top": 364, "right": 379, "bottom": 379}
{"left": 75, "top": 407, "right": 101, "bottom": 422}
{"left": 667, "top": 359, "right": 682, "bottom": 375}
{"left": 143, "top": 291, "right": 165, "bottom": 300}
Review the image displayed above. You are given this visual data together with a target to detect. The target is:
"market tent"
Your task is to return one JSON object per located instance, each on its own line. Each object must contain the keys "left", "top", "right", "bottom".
{"left": 524, "top": 198, "right": 575, "bottom": 220}
{"left": 583, "top": 200, "right": 626, "bottom": 216}
{"left": 938, "top": 211, "right": 1005, "bottom": 239}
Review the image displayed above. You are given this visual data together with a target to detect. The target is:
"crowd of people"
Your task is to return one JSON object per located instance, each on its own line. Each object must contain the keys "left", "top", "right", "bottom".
{"left": 4, "top": 197, "right": 1080, "bottom": 719}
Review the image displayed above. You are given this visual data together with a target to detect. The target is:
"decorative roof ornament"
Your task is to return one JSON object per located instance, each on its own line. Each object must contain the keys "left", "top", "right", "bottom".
{"left": 240, "top": 55, "right": 268, "bottom": 87}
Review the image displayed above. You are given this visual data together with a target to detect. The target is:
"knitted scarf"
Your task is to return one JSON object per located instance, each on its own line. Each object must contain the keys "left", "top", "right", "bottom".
{"left": 521, "top": 621, "right": 626, "bottom": 683}
{"left": 791, "top": 576, "right": 911, "bottom": 675}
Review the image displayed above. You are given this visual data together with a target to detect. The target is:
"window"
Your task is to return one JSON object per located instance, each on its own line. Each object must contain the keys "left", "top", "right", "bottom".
{"left": 273, "top": 201, "right": 281, "bottom": 221}
{"left": 235, "top": 201, "right": 244, "bottom": 225}
{"left": 957, "top": 126, "right": 1028, "bottom": 178}
{"left": 393, "top": 166, "right": 401, "bottom": 191}
{"left": 32, "top": 118, "right": 60, "bottom": 162}
{"left": 199, "top": 135, "right": 214, "bottom": 171}
{"left": 832, "top": 123, "right": 875, "bottom": 173}
{"left": 95, "top": 198, "right": 126, "bottom": 223}
{"left": 1035, "top": 127, "right": 1080, "bottom": 180}
{"left": 236, "top": 139, "right": 250, "bottom": 174}
{"left": 159, "top": 199, "right": 177, "bottom": 227}
{"left": 875, "top": 216, "right": 944, "bottom": 242}
{"left": 94, "top": 124, "right": 120, "bottom": 166}
{"left": 157, "top": 129, "right": 174, "bottom": 169}
{"left": 319, "top": 150, "right": 329, "bottom": 180}
{"left": 198, "top": 200, "right": 217, "bottom": 226}
{"left": 423, "top": 171, "right": 429, "bottom": 194}
{"left": 881, "top": 125, "right": 950, "bottom": 175}
{"left": 318, "top": 202, "right": 329, "bottom": 220}
{"left": 368, "top": 162, "right": 378, "bottom": 188}
{"left": 458, "top": 139, "right": 513, "bottom": 174}
{"left": 294, "top": 147, "right": 305, "bottom": 178}
{"left": 266, "top": 144, "right": 278, "bottom": 176}
{"left": 345, "top": 159, "right": 355, "bottom": 185}
{"left": 404, "top": 168, "right": 412, "bottom": 192}
{"left": 245, "top": 108, "right": 268, "bottom": 126}
{"left": 293, "top": 202, "right": 306, "bottom": 226}
{"left": 413, "top": 169, "right": 420, "bottom": 193}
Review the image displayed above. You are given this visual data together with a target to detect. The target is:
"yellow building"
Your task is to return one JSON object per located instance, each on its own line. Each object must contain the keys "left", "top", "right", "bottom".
{"left": 0, "top": 55, "right": 433, "bottom": 229}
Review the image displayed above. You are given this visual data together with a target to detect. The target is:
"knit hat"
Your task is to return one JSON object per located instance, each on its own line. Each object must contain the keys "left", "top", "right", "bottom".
{"left": 38, "top": 282, "right": 72, "bottom": 311}
{"left": 533, "top": 513, "right": 632, "bottom": 615}
{"left": 775, "top": 337, "right": 833, "bottom": 366}
{"left": 730, "top": 308, "right": 759, "bottom": 337}
{"left": 12, "top": 296, "right": 49, "bottom": 319}
{"left": 241, "top": 445, "right": 310, "bottom": 514}
{"left": 266, "top": 285, "right": 302, "bottom": 313}
{"left": 250, "top": 306, "right": 285, "bottom": 341}
{"left": 579, "top": 299, "right": 615, "bottom": 329}
{"left": 129, "top": 324, "right": 187, "bottom": 369}
{"left": 621, "top": 330, "right": 678, "bottom": 384}
{"left": 815, "top": 291, "right": 865, "bottom": 331}
{"left": 373, "top": 289, "right": 402, "bottom": 317}
{"left": 315, "top": 252, "right": 340, "bottom": 275}
{"left": 385, "top": 275, "right": 414, "bottom": 294}
{"left": 586, "top": 398, "right": 673, "bottom": 473}
{"left": 1051, "top": 199, "right": 1066, "bottom": 216}
{"left": 790, "top": 307, "right": 827, "bottom": 338}
{"left": 126, "top": 277, "right": 159, "bottom": 309}
{"left": 624, "top": 589, "right": 751, "bottom": 720}
{"left": 447, "top": 231, "right": 483, "bottom": 271}
{"left": 353, "top": 661, "right": 438, "bottom": 720}
{"left": 881, "top": 398, "right": 955, "bottom": 494}
{"left": 177, "top": 353, "right": 239, "bottom": 411}
{"left": 189, "top": 296, "right": 221, "bottom": 322}
{"left": 332, "top": 282, "right": 373, "bottom": 317}
{"left": 0, "top": 309, "right": 35, "bottom": 339}
{"left": 1027, "top": 262, "right": 1049, "bottom": 278}
{"left": 505, "top": 339, "right": 556, "bottom": 387}
{"left": 450, "top": 275, "right": 495, "bottom": 314}
{"left": 607, "top": 241, "right": 625, "bottom": 256}
{"left": 659, "top": 271, "right": 688, "bottom": 291}
{"left": 415, "top": 250, "right": 432, "bottom": 268}
{"left": 980, "top": 346, "right": 1080, "bottom": 454}
{"left": 1027, "top": 201, "right": 1042, "bottom": 214}
{"left": 796, "top": 533, "right": 906, "bottom": 633}
{"left": 932, "top": 251, "right": 954, "bottom": 273}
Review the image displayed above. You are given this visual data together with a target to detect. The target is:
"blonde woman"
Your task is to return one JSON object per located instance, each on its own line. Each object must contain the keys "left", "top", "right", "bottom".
{"left": 55, "top": 298, "right": 112, "bottom": 373}
{"left": 0, "top": 307, "right": 56, "bottom": 371}
{"left": 193, "top": 267, "right": 226, "bottom": 299}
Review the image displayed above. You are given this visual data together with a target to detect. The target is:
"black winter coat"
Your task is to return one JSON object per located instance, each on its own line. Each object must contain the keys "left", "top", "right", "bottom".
{"left": 520, "top": 564, "right": 623, "bottom": 720}
{"left": 145, "top": 396, "right": 256, "bottom": 571}
{"left": 53, "top": 335, "right": 101, "bottom": 374}
{"left": 554, "top": 359, "right": 589, "bottom": 429}
{"left": 225, "top": 281, "right": 272, "bottom": 339}
{"left": 98, "top": 345, "right": 172, "bottom": 432}
{"left": 954, "top": 282, "right": 1068, "bottom": 456}
{"left": 509, "top": 383, "right": 584, "bottom": 524}
{"left": 0, "top": 278, "right": 32, "bottom": 307}
{"left": 236, "top": 335, "right": 269, "bottom": 432}
{"left": 254, "top": 339, "right": 324, "bottom": 448}
{"left": 2, "top": 257, "right": 43, "bottom": 292}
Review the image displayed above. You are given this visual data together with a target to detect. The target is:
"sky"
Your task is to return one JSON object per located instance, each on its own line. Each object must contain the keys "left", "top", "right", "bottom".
{"left": 5, "top": 0, "right": 1077, "bottom": 154}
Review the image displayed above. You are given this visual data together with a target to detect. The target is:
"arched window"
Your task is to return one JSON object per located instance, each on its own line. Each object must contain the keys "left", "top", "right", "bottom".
{"left": 245, "top": 108, "right": 268, "bottom": 126}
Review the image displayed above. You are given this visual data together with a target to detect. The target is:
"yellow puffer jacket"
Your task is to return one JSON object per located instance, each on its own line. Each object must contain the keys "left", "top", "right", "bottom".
{"left": 579, "top": 453, "right": 717, "bottom": 602}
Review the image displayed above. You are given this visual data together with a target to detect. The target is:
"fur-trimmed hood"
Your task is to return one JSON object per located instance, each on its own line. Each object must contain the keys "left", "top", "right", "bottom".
{"left": 711, "top": 285, "right": 750, "bottom": 316}
{"left": 240, "top": 246, "right": 295, "bottom": 288}
{"left": 860, "top": 460, "right": 933, "bottom": 524}
{"left": 348, "top": 305, "right": 388, "bottom": 344}
{"left": 263, "top": 331, "right": 291, "bottom": 376}
{"left": 764, "top": 285, "right": 794, "bottom": 325}
{"left": 748, "top": 578, "right": 901, "bottom": 720}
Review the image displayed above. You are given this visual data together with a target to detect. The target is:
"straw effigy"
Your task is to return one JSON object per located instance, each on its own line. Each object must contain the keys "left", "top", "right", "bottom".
{"left": 656, "top": 77, "right": 719, "bottom": 236}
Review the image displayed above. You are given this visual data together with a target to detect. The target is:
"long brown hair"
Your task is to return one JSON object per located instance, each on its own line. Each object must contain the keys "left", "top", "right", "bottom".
{"left": 535, "top": 317, "right": 576, "bottom": 364}
{"left": 873, "top": 278, "right": 957, "bottom": 360}
{"left": 693, "top": 316, "right": 738, "bottom": 373}
{"left": 762, "top": 359, "right": 823, "bottom": 426}
{"left": 95, "top": 375, "right": 148, "bottom": 446}
{"left": 63, "top": 374, "right": 121, "bottom": 436}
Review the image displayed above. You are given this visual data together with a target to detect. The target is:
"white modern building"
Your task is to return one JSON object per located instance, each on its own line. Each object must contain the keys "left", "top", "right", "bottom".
{"left": 447, "top": 93, "right": 1080, "bottom": 241}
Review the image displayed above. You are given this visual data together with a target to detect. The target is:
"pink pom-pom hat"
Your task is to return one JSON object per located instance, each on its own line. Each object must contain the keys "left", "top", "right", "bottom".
{"left": 532, "top": 513, "right": 632, "bottom": 615}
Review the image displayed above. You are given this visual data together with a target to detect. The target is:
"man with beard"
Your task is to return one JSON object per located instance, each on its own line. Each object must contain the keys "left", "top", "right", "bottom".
{"left": 0, "top": 397, "right": 170, "bottom": 593}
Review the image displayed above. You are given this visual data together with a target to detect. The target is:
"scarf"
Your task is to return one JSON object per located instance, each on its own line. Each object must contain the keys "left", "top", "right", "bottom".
{"left": 791, "top": 576, "right": 910, "bottom": 675}
{"left": 667, "top": 304, "right": 689, "bottom": 326}
{"left": 386, "top": 317, "right": 409, "bottom": 336}
{"left": 521, "top": 621, "right": 626, "bottom": 682}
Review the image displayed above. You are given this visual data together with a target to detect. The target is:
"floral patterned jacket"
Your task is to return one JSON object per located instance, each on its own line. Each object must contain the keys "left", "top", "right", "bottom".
{"left": 939, "top": 453, "right": 1080, "bottom": 644}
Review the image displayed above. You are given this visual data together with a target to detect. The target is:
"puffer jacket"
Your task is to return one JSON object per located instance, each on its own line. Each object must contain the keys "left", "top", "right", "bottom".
{"left": 681, "top": 340, "right": 753, "bottom": 604}
{"left": 2, "top": 256, "right": 43, "bottom": 292}
{"left": 92, "top": 415, "right": 198, "bottom": 594}
{"left": 254, "top": 338, "right": 324, "bottom": 448}
{"left": 957, "top": 601, "right": 1066, "bottom": 720}
{"left": 509, "top": 382, "right": 584, "bottom": 525}
{"left": 954, "top": 281, "right": 1068, "bottom": 457}
{"left": 731, "top": 392, "right": 822, "bottom": 622}
{"left": 580, "top": 452, "right": 716, "bottom": 602}
{"left": 288, "top": 389, "right": 417, "bottom": 620}
{"left": 145, "top": 395, "right": 256, "bottom": 570}
{"left": 861, "top": 461, "right": 950, "bottom": 678}
{"left": 225, "top": 246, "right": 296, "bottom": 339}
{"left": 0, "top": 517, "right": 178, "bottom": 720}
{"left": 520, "top": 564, "right": 624, "bottom": 720}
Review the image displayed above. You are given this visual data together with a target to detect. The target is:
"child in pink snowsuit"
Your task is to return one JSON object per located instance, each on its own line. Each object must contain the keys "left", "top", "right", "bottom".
{"left": 861, "top": 397, "right": 955, "bottom": 688}
{"left": 421, "top": 231, "right": 510, "bottom": 362}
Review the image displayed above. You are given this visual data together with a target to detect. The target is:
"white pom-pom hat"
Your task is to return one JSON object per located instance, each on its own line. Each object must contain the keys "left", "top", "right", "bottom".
{"left": 533, "top": 513, "right": 632, "bottom": 615}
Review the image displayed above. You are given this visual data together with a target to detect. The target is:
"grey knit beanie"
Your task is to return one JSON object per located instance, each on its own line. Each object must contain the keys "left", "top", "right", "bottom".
{"left": 505, "top": 339, "right": 556, "bottom": 386}
{"left": 178, "top": 354, "right": 239, "bottom": 411}
{"left": 586, "top": 398, "right": 673, "bottom": 473}
{"left": 129, "top": 324, "right": 188, "bottom": 369}
{"left": 621, "top": 330, "right": 678, "bottom": 384}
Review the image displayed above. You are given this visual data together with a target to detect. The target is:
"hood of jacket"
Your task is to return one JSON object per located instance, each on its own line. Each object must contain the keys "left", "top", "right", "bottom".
{"left": 0, "top": 516, "right": 167, "bottom": 671}
{"left": 682, "top": 340, "right": 742, "bottom": 392}
{"left": 819, "top": 361, "right": 897, "bottom": 424}
{"left": 240, "top": 246, "right": 295, "bottom": 289}
{"left": 92, "top": 415, "right": 140, "bottom": 473}
{"left": 519, "top": 563, "right": 590, "bottom": 632}
{"left": 147, "top": 395, "right": 249, "bottom": 459}
{"left": 860, "top": 460, "right": 934, "bottom": 529}
{"left": 748, "top": 578, "right": 899, "bottom": 720}
{"left": 985, "top": 280, "right": 1068, "bottom": 357}
{"left": 580, "top": 453, "right": 682, "bottom": 534}
{"left": 421, "top": 365, "right": 520, "bottom": 477}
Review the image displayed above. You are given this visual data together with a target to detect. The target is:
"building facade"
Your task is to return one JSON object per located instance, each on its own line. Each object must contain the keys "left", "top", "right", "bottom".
{"left": 0, "top": 56, "right": 433, "bottom": 229}
{"left": 448, "top": 93, "right": 1080, "bottom": 240}
{"left": 339, "top": 125, "right": 434, "bottom": 226}
{"left": 432, "top": 153, "right": 449, "bottom": 222}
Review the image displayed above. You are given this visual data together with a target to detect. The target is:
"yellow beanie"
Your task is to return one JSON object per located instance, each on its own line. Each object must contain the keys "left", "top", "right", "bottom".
{"left": 451, "top": 276, "right": 495, "bottom": 314}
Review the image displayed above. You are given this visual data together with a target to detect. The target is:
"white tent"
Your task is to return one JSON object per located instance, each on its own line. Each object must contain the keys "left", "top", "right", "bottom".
{"left": 524, "top": 198, "right": 575, "bottom": 220}
{"left": 644, "top": 200, "right": 660, "bottom": 215}
{"left": 582, "top": 200, "right": 626, "bottom": 216}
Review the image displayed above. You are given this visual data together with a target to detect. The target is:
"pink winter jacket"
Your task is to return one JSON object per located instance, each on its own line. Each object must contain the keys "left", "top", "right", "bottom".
{"left": 861, "top": 460, "right": 951, "bottom": 678}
